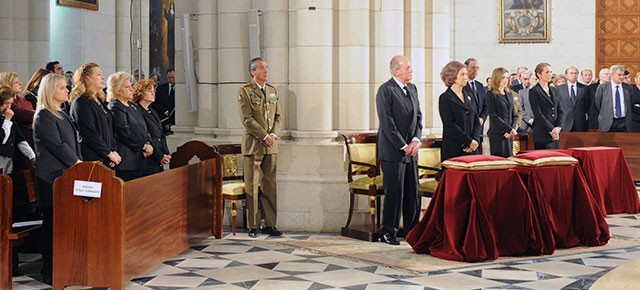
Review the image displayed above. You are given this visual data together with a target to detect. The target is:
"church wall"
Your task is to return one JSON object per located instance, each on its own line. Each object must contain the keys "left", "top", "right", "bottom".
{"left": 451, "top": 0, "right": 596, "bottom": 83}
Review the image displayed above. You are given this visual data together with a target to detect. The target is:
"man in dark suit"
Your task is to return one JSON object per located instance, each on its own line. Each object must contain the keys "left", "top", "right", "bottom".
{"left": 153, "top": 68, "right": 176, "bottom": 134}
{"left": 463, "top": 58, "right": 487, "bottom": 151}
{"left": 518, "top": 71, "right": 536, "bottom": 132}
{"left": 375, "top": 55, "right": 422, "bottom": 245}
{"left": 557, "top": 66, "right": 588, "bottom": 132}
{"left": 586, "top": 68, "right": 610, "bottom": 129}
{"left": 594, "top": 65, "right": 632, "bottom": 132}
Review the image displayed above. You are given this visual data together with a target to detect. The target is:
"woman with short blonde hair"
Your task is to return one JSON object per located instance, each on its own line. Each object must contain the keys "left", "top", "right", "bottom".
{"left": 107, "top": 72, "right": 152, "bottom": 181}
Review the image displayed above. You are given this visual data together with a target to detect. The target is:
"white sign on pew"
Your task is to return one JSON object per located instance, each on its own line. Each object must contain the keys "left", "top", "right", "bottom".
{"left": 73, "top": 180, "right": 102, "bottom": 198}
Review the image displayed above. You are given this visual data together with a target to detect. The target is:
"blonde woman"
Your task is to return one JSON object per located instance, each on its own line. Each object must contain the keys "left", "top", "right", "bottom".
{"left": 69, "top": 62, "right": 121, "bottom": 167}
{"left": 134, "top": 79, "right": 170, "bottom": 175}
{"left": 33, "top": 73, "right": 82, "bottom": 284}
{"left": 0, "top": 72, "right": 36, "bottom": 170}
{"left": 107, "top": 72, "right": 152, "bottom": 181}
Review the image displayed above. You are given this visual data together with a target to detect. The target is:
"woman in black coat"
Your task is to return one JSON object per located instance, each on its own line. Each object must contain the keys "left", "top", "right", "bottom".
{"left": 529, "top": 62, "right": 564, "bottom": 149}
{"left": 134, "top": 79, "right": 170, "bottom": 175}
{"left": 107, "top": 72, "right": 152, "bottom": 181}
{"left": 69, "top": 62, "right": 121, "bottom": 168}
{"left": 33, "top": 74, "right": 82, "bottom": 284}
{"left": 486, "top": 67, "right": 518, "bottom": 157}
{"left": 438, "top": 61, "right": 481, "bottom": 162}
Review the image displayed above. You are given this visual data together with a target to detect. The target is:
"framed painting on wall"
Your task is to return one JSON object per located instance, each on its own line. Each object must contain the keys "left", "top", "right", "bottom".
{"left": 499, "top": 0, "right": 549, "bottom": 43}
{"left": 57, "top": 0, "right": 99, "bottom": 11}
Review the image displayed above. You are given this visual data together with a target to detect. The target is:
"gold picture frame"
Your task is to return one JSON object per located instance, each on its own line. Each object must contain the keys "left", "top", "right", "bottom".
{"left": 57, "top": 0, "right": 99, "bottom": 11}
{"left": 499, "top": 0, "right": 550, "bottom": 43}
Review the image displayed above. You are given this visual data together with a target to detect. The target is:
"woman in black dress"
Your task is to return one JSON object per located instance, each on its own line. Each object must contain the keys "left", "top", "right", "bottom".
{"left": 107, "top": 72, "right": 152, "bottom": 181}
{"left": 69, "top": 62, "right": 122, "bottom": 167}
{"left": 529, "top": 62, "right": 563, "bottom": 149}
{"left": 134, "top": 79, "right": 170, "bottom": 176}
{"left": 438, "top": 61, "right": 481, "bottom": 162}
{"left": 486, "top": 67, "right": 518, "bottom": 157}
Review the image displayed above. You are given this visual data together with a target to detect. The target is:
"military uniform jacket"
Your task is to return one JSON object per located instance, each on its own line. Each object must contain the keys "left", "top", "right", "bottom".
{"left": 238, "top": 81, "right": 282, "bottom": 155}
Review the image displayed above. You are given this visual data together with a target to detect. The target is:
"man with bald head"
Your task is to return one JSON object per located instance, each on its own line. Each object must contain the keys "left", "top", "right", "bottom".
{"left": 376, "top": 55, "right": 422, "bottom": 245}
{"left": 586, "top": 68, "right": 611, "bottom": 129}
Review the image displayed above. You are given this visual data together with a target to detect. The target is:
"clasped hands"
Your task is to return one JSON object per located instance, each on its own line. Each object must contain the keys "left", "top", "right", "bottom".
{"left": 503, "top": 128, "right": 517, "bottom": 139}
{"left": 262, "top": 134, "right": 280, "bottom": 148}
{"left": 549, "top": 127, "right": 561, "bottom": 141}
{"left": 403, "top": 140, "right": 420, "bottom": 157}
{"left": 463, "top": 139, "right": 479, "bottom": 153}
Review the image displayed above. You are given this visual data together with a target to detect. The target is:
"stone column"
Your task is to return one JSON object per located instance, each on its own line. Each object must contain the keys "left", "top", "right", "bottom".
{"left": 194, "top": 0, "right": 218, "bottom": 140}
{"left": 289, "top": 0, "right": 336, "bottom": 143}
{"left": 425, "top": 0, "right": 450, "bottom": 130}
{"left": 335, "top": 0, "right": 370, "bottom": 132}
{"left": 370, "top": 0, "right": 405, "bottom": 129}
{"left": 405, "top": 0, "right": 427, "bottom": 134}
{"left": 212, "top": 0, "right": 250, "bottom": 141}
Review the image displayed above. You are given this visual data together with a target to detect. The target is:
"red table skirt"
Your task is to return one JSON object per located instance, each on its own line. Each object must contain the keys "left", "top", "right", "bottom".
{"left": 516, "top": 164, "right": 610, "bottom": 253}
{"left": 406, "top": 169, "right": 544, "bottom": 262}
{"left": 569, "top": 147, "right": 640, "bottom": 214}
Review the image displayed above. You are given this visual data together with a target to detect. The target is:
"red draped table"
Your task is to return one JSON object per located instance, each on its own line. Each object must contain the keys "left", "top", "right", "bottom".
{"left": 515, "top": 164, "right": 609, "bottom": 253}
{"left": 406, "top": 169, "right": 544, "bottom": 262}
{"left": 568, "top": 147, "right": 640, "bottom": 214}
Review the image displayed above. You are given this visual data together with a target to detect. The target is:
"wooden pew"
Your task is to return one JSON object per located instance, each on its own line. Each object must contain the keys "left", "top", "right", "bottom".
{"left": 518, "top": 132, "right": 640, "bottom": 180}
{"left": 0, "top": 170, "right": 40, "bottom": 290}
{"left": 52, "top": 141, "right": 222, "bottom": 290}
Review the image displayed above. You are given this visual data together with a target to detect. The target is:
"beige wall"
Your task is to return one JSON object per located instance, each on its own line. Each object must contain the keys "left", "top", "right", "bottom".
{"left": 451, "top": 0, "right": 596, "bottom": 84}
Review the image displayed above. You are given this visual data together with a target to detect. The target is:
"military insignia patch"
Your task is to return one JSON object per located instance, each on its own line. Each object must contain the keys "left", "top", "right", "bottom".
{"left": 250, "top": 92, "right": 262, "bottom": 105}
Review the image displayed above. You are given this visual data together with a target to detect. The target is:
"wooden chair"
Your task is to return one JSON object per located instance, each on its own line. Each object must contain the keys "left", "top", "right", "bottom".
{"left": 341, "top": 133, "right": 384, "bottom": 242}
{"left": 215, "top": 144, "right": 246, "bottom": 236}
{"left": 417, "top": 147, "right": 441, "bottom": 198}
{"left": 1, "top": 169, "right": 40, "bottom": 290}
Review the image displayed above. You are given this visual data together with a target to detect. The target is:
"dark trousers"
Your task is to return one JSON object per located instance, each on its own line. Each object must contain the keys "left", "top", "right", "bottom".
{"left": 610, "top": 118, "right": 628, "bottom": 132}
{"left": 380, "top": 159, "right": 420, "bottom": 235}
{"left": 36, "top": 177, "right": 53, "bottom": 282}
{"left": 534, "top": 140, "right": 559, "bottom": 149}
{"left": 116, "top": 170, "right": 144, "bottom": 181}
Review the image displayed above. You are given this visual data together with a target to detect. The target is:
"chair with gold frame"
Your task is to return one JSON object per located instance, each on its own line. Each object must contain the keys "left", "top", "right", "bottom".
{"left": 214, "top": 144, "right": 246, "bottom": 236}
{"left": 341, "top": 133, "right": 384, "bottom": 242}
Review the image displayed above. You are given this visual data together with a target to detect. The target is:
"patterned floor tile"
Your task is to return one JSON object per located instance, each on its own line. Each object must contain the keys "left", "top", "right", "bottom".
{"left": 514, "top": 277, "right": 577, "bottom": 290}
{"left": 273, "top": 261, "right": 329, "bottom": 272}
{"left": 513, "top": 261, "right": 604, "bottom": 277}
{"left": 297, "top": 269, "right": 394, "bottom": 288}
{"left": 251, "top": 279, "right": 314, "bottom": 290}
{"left": 221, "top": 249, "right": 305, "bottom": 265}
{"left": 175, "top": 257, "right": 233, "bottom": 269}
{"left": 404, "top": 272, "right": 506, "bottom": 289}
{"left": 194, "top": 265, "right": 288, "bottom": 283}
{"left": 481, "top": 269, "right": 539, "bottom": 281}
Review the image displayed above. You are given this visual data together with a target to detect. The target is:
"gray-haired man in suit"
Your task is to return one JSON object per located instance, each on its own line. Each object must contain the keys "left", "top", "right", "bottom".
{"left": 375, "top": 55, "right": 422, "bottom": 245}
{"left": 594, "top": 65, "right": 633, "bottom": 132}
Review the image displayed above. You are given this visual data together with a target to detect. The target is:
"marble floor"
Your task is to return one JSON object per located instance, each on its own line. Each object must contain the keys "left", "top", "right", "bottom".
{"left": 10, "top": 212, "right": 640, "bottom": 290}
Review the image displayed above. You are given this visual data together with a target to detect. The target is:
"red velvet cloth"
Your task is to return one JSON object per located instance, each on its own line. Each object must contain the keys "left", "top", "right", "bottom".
{"left": 406, "top": 169, "right": 544, "bottom": 262}
{"left": 569, "top": 147, "right": 640, "bottom": 214}
{"left": 516, "top": 164, "right": 609, "bottom": 254}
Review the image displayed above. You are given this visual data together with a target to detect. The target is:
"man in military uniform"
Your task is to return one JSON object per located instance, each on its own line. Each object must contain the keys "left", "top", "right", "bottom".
{"left": 237, "top": 57, "right": 282, "bottom": 238}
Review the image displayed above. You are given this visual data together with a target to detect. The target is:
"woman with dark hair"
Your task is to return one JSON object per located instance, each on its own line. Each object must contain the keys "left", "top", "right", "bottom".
{"left": 69, "top": 62, "right": 122, "bottom": 167}
{"left": 33, "top": 73, "right": 82, "bottom": 285}
{"left": 134, "top": 79, "right": 170, "bottom": 175}
{"left": 529, "top": 62, "right": 563, "bottom": 149}
{"left": 107, "top": 72, "right": 152, "bottom": 181}
{"left": 438, "top": 61, "right": 481, "bottom": 162}
{"left": 486, "top": 67, "right": 518, "bottom": 157}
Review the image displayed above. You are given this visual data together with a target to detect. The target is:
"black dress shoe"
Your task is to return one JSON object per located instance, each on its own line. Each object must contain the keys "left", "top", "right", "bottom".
{"left": 379, "top": 231, "right": 400, "bottom": 245}
{"left": 261, "top": 226, "right": 283, "bottom": 236}
{"left": 248, "top": 228, "right": 259, "bottom": 238}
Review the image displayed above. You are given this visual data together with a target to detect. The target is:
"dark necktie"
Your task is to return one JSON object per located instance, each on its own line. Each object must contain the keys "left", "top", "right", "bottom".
{"left": 615, "top": 85, "right": 622, "bottom": 118}
{"left": 168, "top": 85, "right": 173, "bottom": 96}
{"left": 403, "top": 85, "right": 408, "bottom": 96}
{"left": 570, "top": 85, "right": 576, "bottom": 104}
{"left": 261, "top": 87, "right": 266, "bottom": 96}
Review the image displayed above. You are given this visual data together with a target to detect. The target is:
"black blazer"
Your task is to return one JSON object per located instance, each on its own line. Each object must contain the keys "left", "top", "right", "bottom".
{"left": 33, "top": 109, "right": 82, "bottom": 206}
{"left": 375, "top": 78, "right": 422, "bottom": 163}
{"left": 70, "top": 95, "right": 117, "bottom": 166}
{"left": 629, "top": 85, "right": 640, "bottom": 131}
{"left": 108, "top": 101, "right": 149, "bottom": 172}
{"left": 139, "top": 105, "right": 169, "bottom": 170}
{"left": 557, "top": 83, "right": 588, "bottom": 132}
{"left": 486, "top": 90, "right": 518, "bottom": 135}
{"left": 438, "top": 87, "right": 481, "bottom": 161}
{"left": 529, "top": 84, "right": 564, "bottom": 145}
{"left": 464, "top": 79, "right": 488, "bottom": 125}
{"left": 152, "top": 83, "right": 175, "bottom": 125}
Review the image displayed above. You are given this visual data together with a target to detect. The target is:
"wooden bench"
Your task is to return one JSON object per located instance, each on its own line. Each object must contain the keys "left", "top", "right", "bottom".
{"left": 52, "top": 141, "right": 222, "bottom": 290}
{"left": 517, "top": 132, "right": 640, "bottom": 180}
{"left": 1, "top": 169, "right": 40, "bottom": 290}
